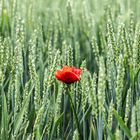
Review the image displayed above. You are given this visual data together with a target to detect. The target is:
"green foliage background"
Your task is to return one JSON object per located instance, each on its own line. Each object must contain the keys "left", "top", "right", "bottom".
{"left": 0, "top": 0, "right": 140, "bottom": 139}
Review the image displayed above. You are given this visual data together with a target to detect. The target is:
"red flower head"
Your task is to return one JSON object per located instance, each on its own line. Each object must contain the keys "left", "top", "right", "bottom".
{"left": 55, "top": 66, "right": 82, "bottom": 84}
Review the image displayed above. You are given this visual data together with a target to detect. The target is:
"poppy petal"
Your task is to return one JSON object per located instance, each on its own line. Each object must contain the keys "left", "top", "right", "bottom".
{"left": 55, "top": 70, "right": 65, "bottom": 81}
{"left": 62, "top": 71, "right": 80, "bottom": 84}
{"left": 62, "top": 66, "right": 72, "bottom": 71}
{"left": 72, "top": 68, "right": 82, "bottom": 77}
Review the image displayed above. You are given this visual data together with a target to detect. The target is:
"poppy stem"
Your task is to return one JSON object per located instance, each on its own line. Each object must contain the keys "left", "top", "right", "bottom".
{"left": 67, "top": 86, "right": 83, "bottom": 139}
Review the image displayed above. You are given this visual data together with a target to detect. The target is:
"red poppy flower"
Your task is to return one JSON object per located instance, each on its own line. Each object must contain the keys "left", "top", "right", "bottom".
{"left": 55, "top": 66, "right": 82, "bottom": 84}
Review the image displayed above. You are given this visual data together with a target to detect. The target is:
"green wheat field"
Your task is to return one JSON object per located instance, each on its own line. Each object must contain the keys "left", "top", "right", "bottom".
{"left": 0, "top": 0, "right": 140, "bottom": 139}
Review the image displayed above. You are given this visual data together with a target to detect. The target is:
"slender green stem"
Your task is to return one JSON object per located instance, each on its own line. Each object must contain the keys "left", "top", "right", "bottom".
{"left": 67, "top": 86, "right": 83, "bottom": 139}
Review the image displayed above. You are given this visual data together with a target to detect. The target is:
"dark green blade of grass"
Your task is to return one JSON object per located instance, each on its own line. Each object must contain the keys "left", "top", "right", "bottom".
{"left": 113, "top": 109, "right": 132, "bottom": 139}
